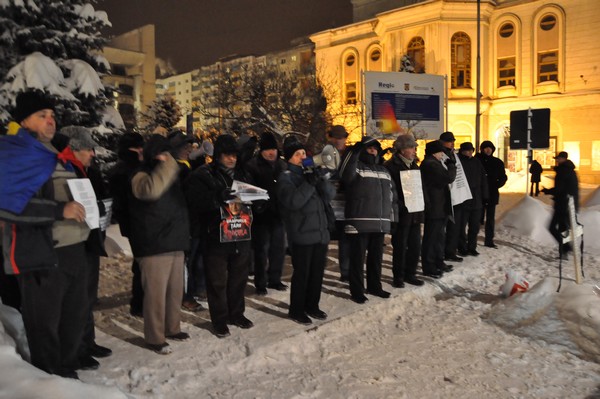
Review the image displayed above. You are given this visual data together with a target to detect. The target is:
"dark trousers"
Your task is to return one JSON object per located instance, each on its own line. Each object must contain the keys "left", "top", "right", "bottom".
{"left": 391, "top": 223, "right": 421, "bottom": 283}
{"left": 548, "top": 210, "right": 569, "bottom": 247}
{"left": 481, "top": 202, "right": 497, "bottom": 246}
{"left": 252, "top": 221, "right": 285, "bottom": 290}
{"left": 288, "top": 242, "right": 327, "bottom": 316}
{"left": 129, "top": 237, "right": 144, "bottom": 314}
{"left": 18, "top": 243, "right": 88, "bottom": 374}
{"left": 530, "top": 182, "right": 540, "bottom": 196}
{"left": 458, "top": 207, "right": 481, "bottom": 252}
{"left": 347, "top": 233, "right": 384, "bottom": 298}
{"left": 334, "top": 221, "right": 350, "bottom": 279}
{"left": 422, "top": 218, "right": 446, "bottom": 273}
{"left": 0, "top": 257, "right": 21, "bottom": 310}
{"left": 185, "top": 237, "right": 206, "bottom": 300}
{"left": 204, "top": 243, "right": 250, "bottom": 327}
{"left": 445, "top": 204, "right": 463, "bottom": 257}
{"left": 79, "top": 251, "right": 100, "bottom": 357}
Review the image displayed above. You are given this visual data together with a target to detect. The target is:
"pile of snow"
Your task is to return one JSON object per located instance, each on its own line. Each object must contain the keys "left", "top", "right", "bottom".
{"left": 486, "top": 277, "right": 600, "bottom": 364}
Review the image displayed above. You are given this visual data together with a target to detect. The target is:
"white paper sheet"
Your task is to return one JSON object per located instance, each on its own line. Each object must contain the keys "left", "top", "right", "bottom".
{"left": 67, "top": 178, "right": 99, "bottom": 229}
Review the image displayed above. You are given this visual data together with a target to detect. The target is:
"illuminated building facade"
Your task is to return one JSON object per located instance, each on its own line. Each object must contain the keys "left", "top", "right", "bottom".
{"left": 311, "top": 0, "right": 600, "bottom": 183}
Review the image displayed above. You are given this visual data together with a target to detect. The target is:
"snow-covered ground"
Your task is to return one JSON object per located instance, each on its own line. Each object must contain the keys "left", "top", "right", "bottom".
{"left": 1, "top": 178, "right": 600, "bottom": 398}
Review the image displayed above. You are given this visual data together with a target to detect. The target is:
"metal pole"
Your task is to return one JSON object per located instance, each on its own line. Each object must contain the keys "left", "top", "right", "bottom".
{"left": 475, "top": 0, "right": 481, "bottom": 150}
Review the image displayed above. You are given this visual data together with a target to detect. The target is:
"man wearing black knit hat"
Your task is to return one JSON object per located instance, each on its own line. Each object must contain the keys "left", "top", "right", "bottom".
{"left": 244, "top": 132, "right": 288, "bottom": 295}
{"left": 0, "top": 91, "right": 90, "bottom": 378}
{"left": 476, "top": 140, "right": 507, "bottom": 248}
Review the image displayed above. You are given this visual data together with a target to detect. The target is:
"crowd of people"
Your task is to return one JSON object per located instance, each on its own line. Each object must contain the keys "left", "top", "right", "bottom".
{"left": 0, "top": 90, "right": 579, "bottom": 379}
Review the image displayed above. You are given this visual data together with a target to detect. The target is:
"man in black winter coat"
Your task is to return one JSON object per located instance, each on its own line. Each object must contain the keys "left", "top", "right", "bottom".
{"left": 340, "top": 136, "right": 395, "bottom": 303}
{"left": 184, "top": 134, "right": 254, "bottom": 338}
{"left": 440, "top": 131, "right": 463, "bottom": 263}
{"left": 244, "top": 132, "right": 288, "bottom": 295}
{"left": 108, "top": 132, "right": 145, "bottom": 317}
{"left": 541, "top": 151, "right": 579, "bottom": 256}
{"left": 384, "top": 134, "right": 424, "bottom": 288}
{"left": 420, "top": 140, "right": 456, "bottom": 278}
{"left": 456, "top": 142, "right": 488, "bottom": 256}
{"left": 476, "top": 140, "right": 507, "bottom": 248}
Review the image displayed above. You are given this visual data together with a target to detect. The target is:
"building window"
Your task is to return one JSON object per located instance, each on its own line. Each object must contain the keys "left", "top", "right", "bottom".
{"left": 499, "top": 23, "right": 514, "bottom": 38}
{"left": 451, "top": 32, "right": 471, "bottom": 88}
{"left": 407, "top": 36, "right": 425, "bottom": 73}
{"left": 367, "top": 47, "right": 382, "bottom": 71}
{"left": 538, "top": 51, "right": 558, "bottom": 82}
{"left": 536, "top": 13, "right": 559, "bottom": 84}
{"left": 498, "top": 57, "right": 516, "bottom": 87}
{"left": 343, "top": 51, "right": 359, "bottom": 105}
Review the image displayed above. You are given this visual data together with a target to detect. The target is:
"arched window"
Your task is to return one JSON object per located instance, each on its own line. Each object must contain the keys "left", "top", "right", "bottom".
{"left": 342, "top": 51, "right": 359, "bottom": 105}
{"left": 536, "top": 13, "right": 559, "bottom": 83}
{"left": 407, "top": 37, "right": 425, "bottom": 73}
{"left": 497, "top": 22, "right": 516, "bottom": 87}
{"left": 451, "top": 32, "right": 471, "bottom": 88}
{"left": 367, "top": 46, "right": 382, "bottom": 71}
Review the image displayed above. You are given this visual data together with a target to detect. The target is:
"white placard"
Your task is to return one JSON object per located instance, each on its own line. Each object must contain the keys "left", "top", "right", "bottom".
{"left": 447, "top": 154, "right": 472, "bottom": 206}
{"left": 230, "top": 180, "right": 269, "bottom": 202}
{"left": 399, "top": 169, "right": 424, "bottom": 213}
{"left": 67, "top": 178, "right": 99, "bottom": 229}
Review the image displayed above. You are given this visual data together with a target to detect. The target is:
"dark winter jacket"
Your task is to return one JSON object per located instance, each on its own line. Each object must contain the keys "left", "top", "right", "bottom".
{"left": 529, "top": 160, "right": 543, "bottom": 183}
{"left": 458, "top": 153, "right": 488, "bottom": 210}
{"left": 276, "top": 163, "right": 335, "bottom": 245}
{"left": 476, "top": 152, "right": 507, "bottom": 205}
{"left": 244, "top": 154, "right": 287, "bottom": 225}
{"left": 184, "top": 161, "right": 253, "bottom": 248}
{"left": 108, "top": 157, "right": 140, "bottom": 239}
{"left": 384, "top": 153, "right": 423, "bottom": 226}
{"left": 544, "top": 160, "right": 579, "bottom": 215}
{"left": 128, "top": 151, "right": 190, "bottom": 258}
{"left": 420, "top": 154, "right": 456, "bottom": 220}
{"left": 339, "top": 144, "right": 395, "bottom": 234}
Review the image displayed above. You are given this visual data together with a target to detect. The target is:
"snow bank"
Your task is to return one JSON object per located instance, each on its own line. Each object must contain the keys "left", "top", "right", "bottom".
{"left": 486, "top": 277, "right": 600, "bottom": 363}
{"left": 0, "top": 305, "right": 128, "bottom": 399}
{"left": 500, "top": 195, "right": 555, "bottom": 246}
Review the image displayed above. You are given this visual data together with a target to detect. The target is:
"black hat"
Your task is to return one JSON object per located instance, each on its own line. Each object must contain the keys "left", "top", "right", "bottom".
{"left": 213, "top": 134, "right": 238, "bottom": 160}
{"left": 117, "top": 132, "right": 144, "bottom": 161}
{"left": 554, "top": 151, "right": 568, "bottom": 159}
{"left": 439, "top": 131, "right": 456, "bottom": 142}
{"left": 167, "top": 129, "right": 194, "bottom": 149}
{"left": 480, "top": 140, "right": 496, "bottom": 152}
{"left": 328, "top": 125, "right": 348, "bottom": 139}
{"left": 361, "top": 135, "right": 382, "bottom": 150}
{"left": 283, "top": 136, "right": 306, "bottom": 161}
{"left": 143, "top": 134, "right": 172, "bottom": 165}
{"left": 459, "top": 142, "right": 475, "bottom": 152}
{"left": 259, "top": 132, "right": 279, "bottom": 151}
{"left": 13, "top": 91, "right": 54, "bottom": 123}
{"left": 425, "top": 140, "right": 446, "bottom": 156}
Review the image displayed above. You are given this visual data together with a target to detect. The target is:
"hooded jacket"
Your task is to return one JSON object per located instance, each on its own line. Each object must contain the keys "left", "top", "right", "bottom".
{"left": 339, "top": 138, "right": 395, "bottom": 234}
{"left": 475, "top": 144, "right": 507, "bottom": 205}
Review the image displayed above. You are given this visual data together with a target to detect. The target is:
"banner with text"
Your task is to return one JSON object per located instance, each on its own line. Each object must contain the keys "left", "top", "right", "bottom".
{"left": 364, "top": 71, "right": 444, "bottom": 140}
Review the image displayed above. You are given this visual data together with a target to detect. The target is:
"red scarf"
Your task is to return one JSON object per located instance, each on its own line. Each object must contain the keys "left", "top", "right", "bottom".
{"left": 58, "top": 146, "right": 87, "bottom": 177}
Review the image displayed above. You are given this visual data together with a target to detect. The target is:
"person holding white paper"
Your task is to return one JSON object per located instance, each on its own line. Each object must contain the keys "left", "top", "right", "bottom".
{"left": 58, "top": 126, "right": 112, "bottom": 370}
{"left": 384, "top": 134, "right": 424, "bottom": 288}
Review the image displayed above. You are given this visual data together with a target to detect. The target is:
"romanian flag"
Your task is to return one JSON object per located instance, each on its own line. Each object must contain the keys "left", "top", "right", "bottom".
{"left": 378, "top": 101, "right": 403, "bottom": 135}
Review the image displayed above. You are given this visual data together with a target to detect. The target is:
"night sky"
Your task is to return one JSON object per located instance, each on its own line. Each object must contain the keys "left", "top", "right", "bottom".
{"left": 99, "top": 0, "right": 353, "bottom": 73}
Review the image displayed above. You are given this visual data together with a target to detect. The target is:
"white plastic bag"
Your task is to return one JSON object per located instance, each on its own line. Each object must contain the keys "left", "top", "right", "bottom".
{"left": 500, "top": 270, "right": 530, "bottom": 297}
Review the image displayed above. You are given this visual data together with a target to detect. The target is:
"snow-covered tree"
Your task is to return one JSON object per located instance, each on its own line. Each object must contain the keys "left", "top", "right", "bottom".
{"left": 139, "top": 95, "right": 183, "bottom": 134}
{"left": 0, "top": 0, "right": 112, "bottom": 130}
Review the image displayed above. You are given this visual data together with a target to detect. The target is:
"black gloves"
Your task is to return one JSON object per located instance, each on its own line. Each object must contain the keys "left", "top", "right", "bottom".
{"left": 304, "top": 169, "right": 320, "bottom": 185}
{"left": 218, "top": 188, "right": 236, "bottom": 203}
{"left": 540, "top": 188, "right": 548, "bottom": 195}
{"left": 444, "top": 157, "right": 456, "bottom": 167}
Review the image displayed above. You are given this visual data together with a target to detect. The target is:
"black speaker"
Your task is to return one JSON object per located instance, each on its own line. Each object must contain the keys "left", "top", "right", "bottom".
{"left": 509, "top": 108, "right": 550, "bottom": 149}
